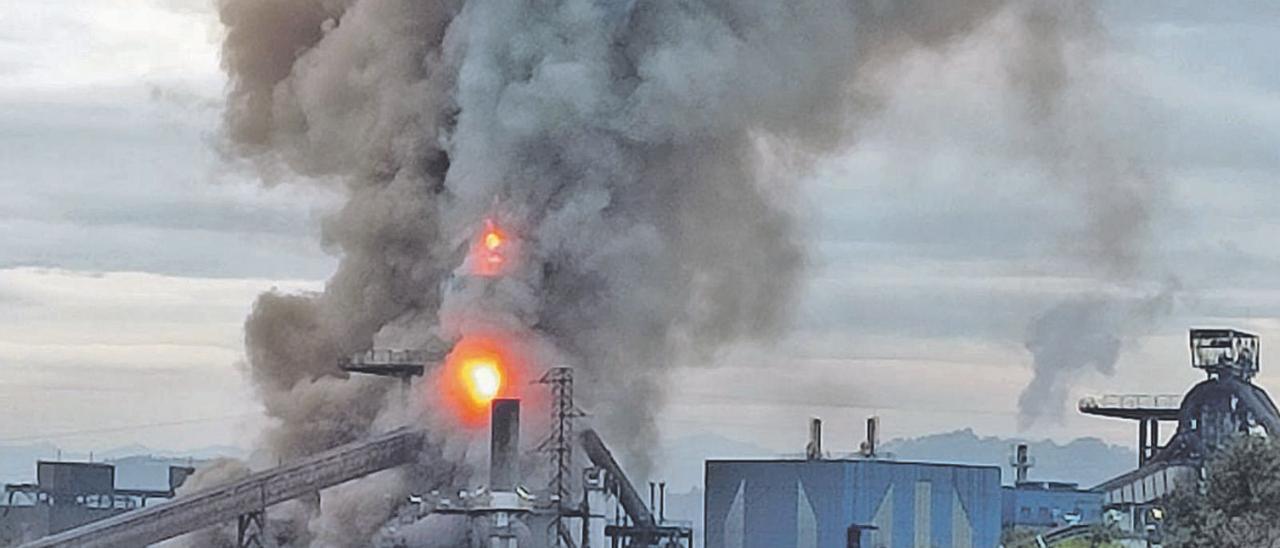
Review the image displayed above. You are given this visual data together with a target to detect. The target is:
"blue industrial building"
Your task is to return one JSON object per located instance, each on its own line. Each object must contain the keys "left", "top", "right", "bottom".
{"left": 704, "top": 459, "right": 1001, "bottom": 548}
{"left": 1001, "top": 481, "right": 1104, "bottom": 529}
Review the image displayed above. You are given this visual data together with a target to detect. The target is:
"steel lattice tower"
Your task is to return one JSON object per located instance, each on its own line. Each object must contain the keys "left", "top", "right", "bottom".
{"left": 537, "top": 367, "right": 584, "bottom": 546}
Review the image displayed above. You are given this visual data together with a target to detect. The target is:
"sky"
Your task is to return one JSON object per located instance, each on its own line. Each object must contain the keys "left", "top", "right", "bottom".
{"left": 1, "top": 0, "right": 1279, "bottom": 461}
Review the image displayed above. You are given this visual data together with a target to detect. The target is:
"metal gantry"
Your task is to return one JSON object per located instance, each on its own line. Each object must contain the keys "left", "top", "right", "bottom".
{"left": 537, "top": 367, "right": 584, "bottom": 546}
{"left": 20, "top": 429, "right": 424, "bottom": 548}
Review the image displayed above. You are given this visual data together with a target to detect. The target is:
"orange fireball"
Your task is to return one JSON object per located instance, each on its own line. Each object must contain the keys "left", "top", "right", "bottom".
{"left": 461, "top": 357, "right": 503, "bottom": 406}
{"left": 438, "top": 335, "right": 524, "bottom": 427}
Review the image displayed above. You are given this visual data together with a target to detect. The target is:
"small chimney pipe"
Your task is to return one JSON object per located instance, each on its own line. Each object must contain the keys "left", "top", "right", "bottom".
{"left": 1013, "top": 443, "right": 1031, "bottom": 484}
{"left": 861, "top": 416, "right": 880, "bottom": 458}
{"left": 659, "top": 482, "right": 666, "bottom": 524}
{"left": 806, "top": 417, "right": 823, "bottom": 460}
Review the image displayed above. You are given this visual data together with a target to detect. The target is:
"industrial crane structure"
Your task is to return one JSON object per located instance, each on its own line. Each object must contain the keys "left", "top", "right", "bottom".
{"left": 20, "top": 429, "right": 424, "bottom": 548}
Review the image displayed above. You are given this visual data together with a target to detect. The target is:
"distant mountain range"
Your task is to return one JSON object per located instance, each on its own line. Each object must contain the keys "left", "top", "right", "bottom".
{"left": 654, "top": 428, "right": 1135, "bottom": 535}
{"left": 654, "top": 428, "right": 1135, "bottom": 493}
{"left": 880, "top": 428, "right": 1135, "bottom": 488}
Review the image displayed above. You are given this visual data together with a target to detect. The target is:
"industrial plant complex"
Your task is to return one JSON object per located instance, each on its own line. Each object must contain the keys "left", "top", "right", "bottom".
{"left": 0, "top": 327, "right": 1271, "bottom": 547}
{"left": 4, "top": 0, "right": 1273, "bottom": 545}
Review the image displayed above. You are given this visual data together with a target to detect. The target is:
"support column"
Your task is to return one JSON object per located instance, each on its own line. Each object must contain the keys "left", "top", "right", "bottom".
{"left": 1151, "top": 420, "right": 1161, "bottom": 457}
{"left": 238, "top": 510, "right": 265, "bottom": 548}
{"left": 1139, "top": 419, "right": 1150, "bottom": 466}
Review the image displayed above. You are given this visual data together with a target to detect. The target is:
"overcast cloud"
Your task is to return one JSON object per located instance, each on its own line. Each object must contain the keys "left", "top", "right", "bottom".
{"left": 1, "top": 0, "right": 1279, "bottom": 460}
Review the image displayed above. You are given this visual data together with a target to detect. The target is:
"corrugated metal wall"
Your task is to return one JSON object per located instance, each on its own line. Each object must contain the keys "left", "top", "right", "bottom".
{"left": 1001, "top": 485, "right": 1104, "bottom": 528}
{"left": 705, "top": 460, "right": 1001, "bottom": 548}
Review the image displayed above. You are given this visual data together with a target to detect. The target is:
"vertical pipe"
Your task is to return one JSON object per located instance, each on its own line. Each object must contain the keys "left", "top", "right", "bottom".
{"left": 490, "top": 399, "right": 520, "bottom": 491}
{"left": 807, "top": 418, "right": 823, "bottom": 460}
{"left": 865, "top": 417, "right": 879, "bottom": 457}
{"left": 1138, "top": 419, "right": 1149, "bottom": 466}
{"left": 1015, "top": 444, "right": 1029, "bottom": 484}
{"left": 581, "top": 483, "right": 591, "bottom": 548}
{"left": 659, "top": 482, "right": 666, "bottom": 524}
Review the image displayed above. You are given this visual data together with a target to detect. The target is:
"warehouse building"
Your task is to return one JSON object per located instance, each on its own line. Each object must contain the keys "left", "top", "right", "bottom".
{"left": 1001, "top": 481, "right": 1104, "bottom": 529}
{"left": 704, "top": 458, "right": 1001, "bottom": 548}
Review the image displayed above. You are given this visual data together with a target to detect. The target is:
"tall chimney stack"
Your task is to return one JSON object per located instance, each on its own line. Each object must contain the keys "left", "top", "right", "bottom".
{"left": 805, "top": 417, "right": 823, "bottom": 460}
{"left": 490, "top": 399, "right": 520, "bottom": 491}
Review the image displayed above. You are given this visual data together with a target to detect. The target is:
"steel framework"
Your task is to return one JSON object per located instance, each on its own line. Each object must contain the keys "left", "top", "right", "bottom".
{"left": 538, "top": 367, "right": 584, "bottom": 546}
{"left": 20, "top": 429, "right": 423, "bottom": 548}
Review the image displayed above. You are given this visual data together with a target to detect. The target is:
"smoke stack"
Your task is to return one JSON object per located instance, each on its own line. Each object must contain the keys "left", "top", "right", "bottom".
{"left": 490, "top": 399, "right": 520, "bottom": 492}
{"left": 1011, "top": 443, "right": 1033, "bottom": 484}
{"left": 860, "top": 416, "right": 879, "bottom": 458}
{"left": 806, "top": 417, "right": 823, "bottom": 460}
{"left": 659, "top": 482, "right": 666, "bottom": 524}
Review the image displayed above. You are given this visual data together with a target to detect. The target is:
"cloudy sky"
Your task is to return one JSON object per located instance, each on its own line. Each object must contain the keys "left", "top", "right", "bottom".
{"left": 1, "top": 0, "right": 1279, "bottom": 460}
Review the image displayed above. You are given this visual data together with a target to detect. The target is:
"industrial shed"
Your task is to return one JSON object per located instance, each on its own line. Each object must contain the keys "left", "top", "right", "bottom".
{"left": 704, "top": 459, "right": 1001, "bottom": 548}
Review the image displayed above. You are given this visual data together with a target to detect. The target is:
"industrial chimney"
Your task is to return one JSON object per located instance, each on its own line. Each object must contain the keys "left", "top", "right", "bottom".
{"left": 1011, "top": 443, "right": 1033, "bottom": 484}
{"left": 490, "top": 399, "right": 520, "bottom": 492}
{"left": 806, "top": 417, "right": 823, "bottom": 460}
{"left": 860, "top": 416, "right": 879, "bottom": 458}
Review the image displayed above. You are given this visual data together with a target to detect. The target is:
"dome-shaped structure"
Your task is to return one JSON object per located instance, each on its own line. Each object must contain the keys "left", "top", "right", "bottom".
{"left": 1154, "top": 375, "right": 1280, "bottom": 464}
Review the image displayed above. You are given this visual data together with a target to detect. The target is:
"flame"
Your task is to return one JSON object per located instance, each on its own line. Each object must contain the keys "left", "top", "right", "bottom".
{"left": 462, "top": 358, "right": 503, "bottom": 405}
{"left": 438, "top": 335, "right": 520, "bottom": 426}
{"left": 484, "top": 230, "right": 503, "bottom": 252}
{"left": 472, "top": 219, "right": 509, "bottom": 277}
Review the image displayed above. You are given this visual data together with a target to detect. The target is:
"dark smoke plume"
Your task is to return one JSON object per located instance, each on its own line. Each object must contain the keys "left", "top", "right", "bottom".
{"left": 197, "top": 0, "right": 1125, "bottom": 543}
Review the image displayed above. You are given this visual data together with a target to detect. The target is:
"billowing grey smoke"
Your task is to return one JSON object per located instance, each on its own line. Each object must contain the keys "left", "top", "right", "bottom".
{"left": 1000, "top": 0, "right": 1177, "bottom": 427}
{"left": 1020, "top": 286, "right": 1177, "bottom": 428}
{"left": 1017, "top": 291, "right": 1178, "bottom": 430}
{"left": 1020, "top": 298, "right": 1123, "bottom": 429}
{"left": 203, "top": 0, "right": 1116, "bottom": 543}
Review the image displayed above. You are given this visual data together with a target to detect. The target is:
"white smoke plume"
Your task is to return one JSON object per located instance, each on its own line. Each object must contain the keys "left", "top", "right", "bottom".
{"left": 196, "top": 0, "right": 1123, "bottom": 543}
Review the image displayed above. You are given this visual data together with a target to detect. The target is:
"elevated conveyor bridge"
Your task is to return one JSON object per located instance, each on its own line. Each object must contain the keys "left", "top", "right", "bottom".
{"left": 21, "top": 429, "right": 424, "bottom": 548}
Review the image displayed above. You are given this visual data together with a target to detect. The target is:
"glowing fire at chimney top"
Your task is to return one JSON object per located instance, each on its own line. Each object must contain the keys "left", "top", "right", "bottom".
{"left": 438, "top": 335, "right": 523, "bottom": 427}
{"left": 473, "top": 218, "right": 508, "bottom": 276}
{"left": 464, "top": 359, "right": 503, "bottom": 405}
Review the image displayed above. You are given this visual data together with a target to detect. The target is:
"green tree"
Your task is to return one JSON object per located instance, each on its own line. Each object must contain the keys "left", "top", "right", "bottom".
{"left": 1082, "top": 521, "right": 1120, "bottom": 547}
{"left": 1001, "top": 523, "right": 1122, "bottom": 548}
{"left": 1165, "top": 435, "right": 1280, "bottom": 547}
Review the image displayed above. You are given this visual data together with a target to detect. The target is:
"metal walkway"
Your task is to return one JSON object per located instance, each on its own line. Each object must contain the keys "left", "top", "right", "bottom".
{"left": 1078, "top": 394, "right": 1183, "bottom": 420}
{"left": 21, "top": 429, "right": 424, "bottom": 548}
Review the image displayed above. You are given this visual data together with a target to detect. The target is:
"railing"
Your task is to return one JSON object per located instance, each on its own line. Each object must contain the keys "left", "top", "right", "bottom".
{"left": 1078, "top": 394, "right": 1182, "bottom": 411}
{"left": 341, "top": 349, "right": 444, "bottom": 367}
